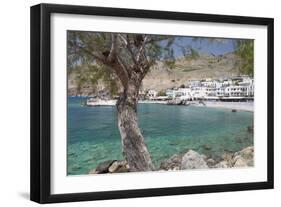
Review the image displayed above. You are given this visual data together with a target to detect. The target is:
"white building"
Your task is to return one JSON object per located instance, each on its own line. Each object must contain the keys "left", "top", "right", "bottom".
{"left": 201, "top": 79, "right": 219, "bottom": 88}
{"left": 187, "top": 80, "right": 201, "bottom": 88}
{"left": 165, "top": 89, "right": 175, "bottom": 98}
{"left": 222, "top": 79, "right": 233, "bottom": 87}
{"left": 216, "top": 87, "right": 226, "bottom": 97}
{"left": 165, "top": 88, "right": 192, "bottom": 100}
{"left": 161, "top": 76, "right": 254, "bottom": 101}
{"left": 177, "top": 88, "right": 192, "bottom": 100}
{"left": 190, "top": 87, "right": 208, "bottom": 99}
{"left": 147, "top": 89, "right": 157, "bottom": 99}
{"left": 224, "top": 85, "right": 249, "bottom": 97}
{"left": 246, "top": 84, "right": 254, "bottom": 96}
{"left": 238, "top": 77, "right": 254, "bottom": 96}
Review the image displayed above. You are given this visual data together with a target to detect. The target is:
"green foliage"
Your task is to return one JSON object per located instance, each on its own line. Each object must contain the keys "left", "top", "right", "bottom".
{"left": 164, "top": 59, "right": 176, "bottom": 69}
{"left": 157, "top": 90, "right": 166, "bottom": 96}
{"left": 102, "top": 68, "right": 119, "bottom": 96}
{"left": 184, "top": 47, "right": 200, "bottom": 61}
{"left": 71, "top": 64, "right": 119, "bottom": 96}
{"left": 67, "top": 31, "right": 176, "bottom": 96}
{"left": 163, "top": 38, "right": 176, "bottom": 69}
{"left": 234, "top": 40, "right": 254, "bottom": 75}
{"left": 190, "top": 48, "right": 200, "bottom": 60}
{"left": 67, "top": 31, "right": 123, "bottom": 96}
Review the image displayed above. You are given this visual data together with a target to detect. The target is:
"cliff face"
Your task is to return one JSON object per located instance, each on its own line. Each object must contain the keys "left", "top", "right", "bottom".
{"left": 68, "top": 52, "right": 240, "bottom": 96}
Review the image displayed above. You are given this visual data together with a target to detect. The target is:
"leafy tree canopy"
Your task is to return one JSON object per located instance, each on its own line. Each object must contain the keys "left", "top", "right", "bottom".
{"left": 68, "top": 31, "right": 177, "bottom": 93}
{"left": 234, "top": 40, "right": 254, "bottom": 76}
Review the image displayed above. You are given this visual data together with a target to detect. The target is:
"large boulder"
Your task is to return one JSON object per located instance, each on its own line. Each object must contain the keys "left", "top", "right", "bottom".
{"left": 89, "top": 160, "right": 130, "bottom": 174}
{"left": 221, "top": 152, "right": 234, "bottom": 166}
{"left": 233, "top": 146, "right": 254, "bottom": 167}
{"left": 181, "top": 150, "right": 209, "bottom": 170}
{"left": 89, "top": 169, "right": 98, "bottom": 174}
{"left": 95, "top": 160, "right": 116, "bottom": 173}
{"left": 206, "top": 158, "right": 216, "bottom": 167}
{"left": 108, "top": 160, "right": 130, "bottom": 173}
{"left": 214, "top": 161, "right": 229, "bottom": 168}
{"left": 160, "top": 154, "right": 182, "bottom": 170}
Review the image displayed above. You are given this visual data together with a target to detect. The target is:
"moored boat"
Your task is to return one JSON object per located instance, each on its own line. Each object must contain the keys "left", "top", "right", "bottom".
{"left": 86, "top": 97, "right": 117, "bottom": 106}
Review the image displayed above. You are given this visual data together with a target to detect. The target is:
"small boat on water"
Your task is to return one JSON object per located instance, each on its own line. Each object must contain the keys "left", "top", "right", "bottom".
{"left": 86, "top": 97, "right": 117, "bottom": 106}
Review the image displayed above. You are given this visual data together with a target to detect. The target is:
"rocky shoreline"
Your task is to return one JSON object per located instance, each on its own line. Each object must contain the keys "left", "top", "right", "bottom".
{"left": 89, "top": 146, "right": 254, "bottom": 174}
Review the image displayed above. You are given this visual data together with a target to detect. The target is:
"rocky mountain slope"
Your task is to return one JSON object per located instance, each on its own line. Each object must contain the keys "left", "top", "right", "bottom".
{"left": 68, "top": 52, "right": 240, "bottom": 96}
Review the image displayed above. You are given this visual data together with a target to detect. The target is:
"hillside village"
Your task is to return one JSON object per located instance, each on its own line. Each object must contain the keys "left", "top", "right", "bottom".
{"left": 68, "top": 51, "right": 254, "bottom": 104}
{"left": 68, "top": 52, "right": 248, "bottom": 98}
{"left": 145, "top": 75, "right": 254, "bottom": 102}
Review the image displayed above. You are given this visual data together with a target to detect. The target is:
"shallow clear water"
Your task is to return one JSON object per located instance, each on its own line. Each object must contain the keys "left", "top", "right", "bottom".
{"left": 67, "top": 97, "right": 253, "bottom": 175}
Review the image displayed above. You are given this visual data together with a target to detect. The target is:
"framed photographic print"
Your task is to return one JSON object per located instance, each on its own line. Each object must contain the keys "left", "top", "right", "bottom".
{"left": 30, "top": 3, "right": 274, "bottom": 203}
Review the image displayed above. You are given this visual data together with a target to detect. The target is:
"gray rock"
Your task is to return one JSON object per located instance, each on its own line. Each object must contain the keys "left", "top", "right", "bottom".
{"left": 114, "top": 165, "right": 130, "bottom": 173}
{"left": 181, "top": 150, "right": 209, "bottom": 170}
{"left": 206, "top": 158, "right": 216, "bottom": 167}
{"left": 221, "top": 152, "right": 234, "bottom": 166}
{"left": 172, "top": 166, "right": 180, "bottom": 171}
{"left": 95, "top": 160, "right": 116, "bottom": 173}
{"left": 108, "top": 161, "right": 121, "bottom": 173}
{"left": 233, "top": 157, "right": 248, "bottom": 167}
{"left": 89, "top": 169, "right": 98, "bottom": 174}
{"left": 214, "top": 161, "right": 229, "bottom": 168}
{"left": 108, "top": 160, "right": 130, "bottom": 173}
{"left": 160, "top": 154, "right": 182, "bottom": 170}
{"left": 233, "top": 146, "right": 254, "bottom": 167}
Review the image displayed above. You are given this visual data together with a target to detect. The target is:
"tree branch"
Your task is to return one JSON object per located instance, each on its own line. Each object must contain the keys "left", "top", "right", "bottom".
{"left": 75, "top": 44, "right": 106, "bottom": 63}
{"left": 107, "top": 34, "right": 117, "bottom": 62}
{"left": 116, "top": 55, "right": 130, "bottom": 79}
{"left": 110, "top": 62, "right": 129, "bottom": 87}
{"left": 76, "top": 40, "right": 129, "bottom": 86}
{"left": 118, "top": 34, "right": 140, "bottom": 70}
{"left": 136, "top": 36, "right": 149, "bottom": 61}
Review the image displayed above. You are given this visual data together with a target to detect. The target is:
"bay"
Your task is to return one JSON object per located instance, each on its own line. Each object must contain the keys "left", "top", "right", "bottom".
{"left": 67, "top": 97, "right": 253, "bottom": 175}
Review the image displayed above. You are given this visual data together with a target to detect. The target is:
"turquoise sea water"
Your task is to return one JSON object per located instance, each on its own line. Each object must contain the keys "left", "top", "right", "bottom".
{"left": 67, "top": 97, "right": 253, "bottom": 175}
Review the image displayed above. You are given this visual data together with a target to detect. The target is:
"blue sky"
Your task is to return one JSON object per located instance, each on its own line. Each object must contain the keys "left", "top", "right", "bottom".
{"left": 171, "top": 36, "right": 236, "bottom": 57}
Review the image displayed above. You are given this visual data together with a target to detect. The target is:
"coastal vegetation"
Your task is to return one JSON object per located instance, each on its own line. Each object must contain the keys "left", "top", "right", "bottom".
{"left": 157, "top": 90, "right": 166, "bottom": 96}
{"left": 234, "top": 40, "right": 254, "bottom": 75}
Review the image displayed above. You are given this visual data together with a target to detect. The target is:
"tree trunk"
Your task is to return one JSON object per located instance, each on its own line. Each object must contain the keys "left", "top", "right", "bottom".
{"left": 116, "top": 80, "right": 154, "bottom": 172}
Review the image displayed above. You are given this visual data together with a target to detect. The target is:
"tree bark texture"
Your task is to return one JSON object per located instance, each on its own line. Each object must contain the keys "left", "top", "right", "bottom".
{"left": 116, "top": 79, "right": 154, "bottom": 172}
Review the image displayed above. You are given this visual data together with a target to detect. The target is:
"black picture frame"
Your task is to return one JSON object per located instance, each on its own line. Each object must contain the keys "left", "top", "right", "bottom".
{"left": 30, "top": 3, "right": 274, "bottom": 204}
